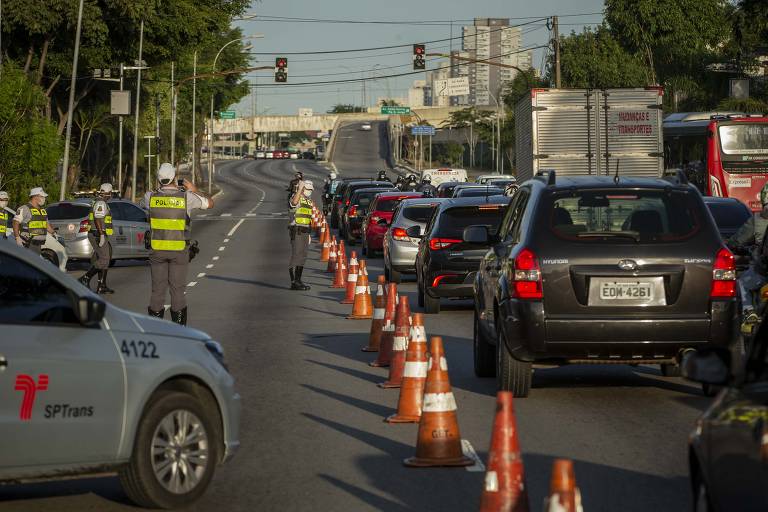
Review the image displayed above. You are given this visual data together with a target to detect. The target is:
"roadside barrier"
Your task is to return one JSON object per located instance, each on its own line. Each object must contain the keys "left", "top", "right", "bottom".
{"left": 380, "top": 295, "right": 411, "bottom": 388}
{"left": 347, "top": 261, "right": 373, "bottom": 319}
{"left": 363, "top": 276, "right": 387, "bottom": 351}
{"left": 370, "top": 283, "right": 397, "bottom": 366}
{"left": 385, "top": 313, "right": 428, "bottom": 423}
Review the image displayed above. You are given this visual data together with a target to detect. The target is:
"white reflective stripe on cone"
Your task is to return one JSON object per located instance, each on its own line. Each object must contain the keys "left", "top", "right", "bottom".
{"left": 410, "top": 326, "right": 427, "bottom": 342}
{"left": 347, "top": 274, "right": 358, "bottom": 282}
{"left": 428, "top": 356, "right": 449, "bottom": 371}
{"left": 382, "top": 322, "right": 394, "bottom": 332}
{"left": 392, "top": 336, "right": 408, "bottom": 350}
{"left": 355, "top": 286, "right": 369, "bottom": 294}
{"left": 373, "top": 308, "right": 385, "bottom": 320}
{"left": 350, "top": 258, "right": 358, "bottom": 266}
{"left": 403, "top": 361, "right": 428, "bottom": 378}
{"left": 422, "top": 392, "right": 457, "bottom": 412}
{"left": 484, "top": 471, "right": 499, "bottom": 492}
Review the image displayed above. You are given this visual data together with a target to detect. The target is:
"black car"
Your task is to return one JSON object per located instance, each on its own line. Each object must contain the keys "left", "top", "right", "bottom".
{"left": 436, "top": 181, "right": 463, "bottom": 198}
{"left": 337, "top": 181, "right": 393, "bottom": 237}
{"left": 473, "top": 171, "right": 737, "bottom": 396}
{"left": 342, "top": 187, "right": 396, "bottom": 244}
{"left": 413, "top": 196, "right": 510, "bottom": 314}
{"left": 683, "top": 322, "right": 768, "bottom": 512}
{"left": 329, "top": 178, "right": 374, "bottom": 228}
{"left": 704, "top": 197, "right": 752, "bottom": 240}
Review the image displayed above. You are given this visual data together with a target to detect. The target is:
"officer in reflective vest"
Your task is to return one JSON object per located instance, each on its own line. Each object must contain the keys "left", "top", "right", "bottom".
{"left": 0, "top": 191, "right": 10, "bottom": 239}
{"left": 12, "top": 187, "right": 54, "bottom": 254}
{"left": 288, "top": 179, "right": 314, "bottom": 290}
{"left": 143, "top": 163, "right": 213, "bottom": 325}
{"left": 78, "top": 183, "right": 115, "bottom": 293}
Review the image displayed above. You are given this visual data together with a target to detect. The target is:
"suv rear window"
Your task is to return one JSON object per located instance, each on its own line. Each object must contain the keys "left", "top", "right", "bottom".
{"left": 549, "top": 189, "right": 701, "bottom": 242}
{"left": 435, "top": 205, "right": 506, "bottom": 238}
{"left": 402, "top": 205, "right": 436, "bottom": 223}
{"left": 374, "top": 199, "right": 402, "bottom": 212}
{"left": 353, "top": 192, "right": 378, "bottom": 209}
{"left": 46, "top": 203, "right": 90, "bottom": 220}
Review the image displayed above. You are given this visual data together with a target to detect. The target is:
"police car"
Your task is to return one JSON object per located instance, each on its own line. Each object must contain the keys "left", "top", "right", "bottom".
{"left": 0, "top": 242, "right": 240, "bottom": 509}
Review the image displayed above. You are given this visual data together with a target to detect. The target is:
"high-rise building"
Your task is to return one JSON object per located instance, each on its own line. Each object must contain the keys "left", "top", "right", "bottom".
{"left": 450, "top": 18, "right": 532, "bottom": 107}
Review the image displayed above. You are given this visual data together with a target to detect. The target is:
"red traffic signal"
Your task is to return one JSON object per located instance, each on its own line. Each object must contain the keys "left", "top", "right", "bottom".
{"left": 414, "top": 44, "right": 425, "bottom": 55}
{"left": 275, "top": 57, "right": 287, "bottom": 68}
{"left": 413, "top": 44, "right": 426, "bottom": 70}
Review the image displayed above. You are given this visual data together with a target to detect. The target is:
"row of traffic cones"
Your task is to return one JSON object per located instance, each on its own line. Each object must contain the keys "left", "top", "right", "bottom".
{"left": 315, "top": 215, "right": 583, "bottom": 511}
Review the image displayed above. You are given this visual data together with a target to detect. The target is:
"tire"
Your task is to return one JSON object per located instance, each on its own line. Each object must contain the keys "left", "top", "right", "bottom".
{"left": 389, "top": 267, "right": 402, "bottom": 284}
{"left": 424, "top": 289, "right": 440, "bottom": 314}
{"left": 40, "top": 249, "right": 59, "bottom": 268}
{"left": 474, "top": 309, "right": 496, "bottom": 377}
{"left": 660, "top": 363, "right": 681, "bottom": 377}
{"left": 119, "top": 391, "right": 220, "bottom": 509}
{"left": 418, "top": 280, "right": 425, "bottom": 307}
{"left": 693, "top": 469, "right": 712, "bottom": 512}
{"left": 496, "top": 325, "right": 531, "bottom": 397}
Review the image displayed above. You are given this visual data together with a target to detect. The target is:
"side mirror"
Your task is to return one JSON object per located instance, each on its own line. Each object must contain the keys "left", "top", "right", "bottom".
{"left": 463, "top": 225, "right": 489, "bottom": 244}
{"left": 71, "top": 293, "right": 106, "bottom": 327}
{"left": 406, "top": 225, "right": 423, "bottom": 238}
{"left": 681, "top": 348, "right": 730, "bottom": 385}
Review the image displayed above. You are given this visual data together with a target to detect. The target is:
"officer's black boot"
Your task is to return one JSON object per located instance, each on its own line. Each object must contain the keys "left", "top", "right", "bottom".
{"left": 170, "top": 307, "right": 187, "bottom": 326}
{"left": 96, "top": 270, "right": 115, "bottom": 294}
{"left": 289, "top": 267, "right": 296, "bottom": 288}
{"left": 147, "top": 307, "right": 164, "bottom": 319}
{"left": 294, "top": 266, "right": 311, "bottom": 291}
{"left": 78, "top": 267, "right": 98, "bottom": 289}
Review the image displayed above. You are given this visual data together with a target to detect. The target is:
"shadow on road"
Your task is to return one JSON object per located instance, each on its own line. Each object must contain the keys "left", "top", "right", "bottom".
{"left": 206, "top": 274, "right": 288, "bottom": 290}
{"left": 302, "top": 384, "right": 392, "bottom": 417}
{"left": 0, "top": 475, "right": 129, "bottom": 507}
{"left": 305, "top": 359, "right": 383, "bottom": 385}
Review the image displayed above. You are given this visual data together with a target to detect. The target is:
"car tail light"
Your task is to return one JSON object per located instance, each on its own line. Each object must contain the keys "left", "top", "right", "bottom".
{"left": 345, "top": 199, "right": 350, "bottom": 206}
{"left": 711, "top": 247, "right": 736, "bottom": 298}
{"left": 349, "top": 205, "right": 358, "bottom": 217}
{"left": 429, "top": 238, "right": 462, "bottom": 250}
{"left": 392, "top": 227, "right": 409, "bottom": 241}
{"left": 78, "top": 219, "right": 90, "bottom": 233}
{"left": 432, "top": 274, "right": 458, "bottom": 287}
{"left": 510, "top": 248, "right": 543, "bottom": 299}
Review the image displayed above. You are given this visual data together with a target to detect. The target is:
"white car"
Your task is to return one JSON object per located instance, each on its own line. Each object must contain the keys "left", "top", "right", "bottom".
{"left": 265, "top": 151, "right": 274, "bottom": 159}
{"left": 360, "top": 123, "right": 372, "bottom": 131}
{"left": 255, "top": 151, "right": 265, "bottom": 159}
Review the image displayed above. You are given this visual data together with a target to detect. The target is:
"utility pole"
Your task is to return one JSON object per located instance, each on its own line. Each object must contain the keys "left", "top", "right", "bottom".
{"left": 155, "top": 95, "right": 161, "bottom": 175}
{"left": 130, "top": 19, "right": 145, "bottom": 203}
{"left": 59, "top": 0, "right": 85, "bottom": 201}
{"left": 553, "top": 16, "right": 561, "bottom": 88}
{"left": 191, "top": 51, "right": 197, "bottom": 184}
{"left": 118, "top": 63, "right": 124, "bottom": 193}
{"left": 170, "top": 61, "right": 176, "bottom": 166}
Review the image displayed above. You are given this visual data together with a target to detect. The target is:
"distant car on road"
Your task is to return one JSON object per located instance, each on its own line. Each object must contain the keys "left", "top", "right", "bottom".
{"left": 265, "top": 151, "right": 274, "bottom": 159}
{"left": 302, "top": 151, "right": 315, "bottom": 160}
{"left": 361, "top": 191, "right": 422, "bottom": 257}
{"left": 436, "top": 181, "right": 463, "bottom": 198}
{"left": 475, "top": 174, "right": 501, "bottom": 184}
{"left": 331, "top": 179, "right": 385, "bottom": 229}
{"left": 341, "top": 186, "right": 396, "bottom": 244}
{"left": 0, "top": 241, "right": 241, "bottom": 509}
{"left": 383, "top": 197, "right": 445, "bottom": 283}
{"left": 360, "top": 123, "right": 372, "bottom": 131}
{"left": 255, "top": 151, "right": 266, "bottom": 159}
{"left": 473, "top": 172, "right": 736, "bottom": 396}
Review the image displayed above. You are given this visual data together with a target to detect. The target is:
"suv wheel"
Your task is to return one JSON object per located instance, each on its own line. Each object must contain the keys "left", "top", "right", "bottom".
{"left": 424, "top": 288, "right": 440, "bottom": 314}
{"left": 660, "top": 363, "right": 681, "bottom": 377}
{"left": 119, "top": 391, "right": 219, "bottom": 509}
{"left": 496, "top": 325, "right": 531, "bottom": 397}
{"left": 474, "top": 309, "right": 496, "bottom": 377}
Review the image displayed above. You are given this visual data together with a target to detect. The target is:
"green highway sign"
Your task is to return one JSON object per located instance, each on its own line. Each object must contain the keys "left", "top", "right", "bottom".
{"left": 219, "top": 110, "right": 236, "bottom": 120}
{"left": 381, "top": 106, "right": 411, "bottom": 115}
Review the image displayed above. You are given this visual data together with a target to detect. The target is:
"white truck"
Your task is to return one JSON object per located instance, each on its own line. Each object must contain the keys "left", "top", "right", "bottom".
{"left": 514, "top": 88, "right": 664, "bottom": 182}
{"left": 420, "top": 168, "right": 469, "bottom": 186}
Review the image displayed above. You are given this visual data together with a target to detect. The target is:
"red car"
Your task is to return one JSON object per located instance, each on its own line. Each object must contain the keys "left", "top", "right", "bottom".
{"left": 362, "top": 192, "right": 423, "bottom": 256}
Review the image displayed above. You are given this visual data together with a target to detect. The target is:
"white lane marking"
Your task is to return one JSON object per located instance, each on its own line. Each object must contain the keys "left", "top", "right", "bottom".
{"left": 187, "top": 281, "right": 198, "bottom": 287}
{"left": 198, "top": 214, "right": 208, "bottom": 218}
{"left": 246, "top": 213, "right": 257, "bottom": 217}
{"left": 213, "top": 256, "right": 220, "bottom": 261}
{"left": 206, "top": 264, "right": 214, "bottom": 269}
{"left": 221, "top": 213, "right": 232, "bottom": 217}
{"left": 462, "top": 440, "right": 485, "bottom": 472}
{"left": 224, "top": 238, "right": 231, "bottom": 243}
{"left": 218, "top": 246, "right": 226, "bottom": 252}
{"left": 197, "top": 273, "right": 206, "bottom": 278}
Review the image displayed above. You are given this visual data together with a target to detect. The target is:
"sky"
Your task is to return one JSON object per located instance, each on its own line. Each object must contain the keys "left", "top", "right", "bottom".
{"left": 232, "top": 0, "right": 606, "bottom": 116}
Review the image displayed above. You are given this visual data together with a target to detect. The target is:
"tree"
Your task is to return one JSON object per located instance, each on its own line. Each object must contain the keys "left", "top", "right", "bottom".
{"left": 379, "top": 99, "right": 401, "bottom": 107}
{"left": 442, "top": 107, "right": 489, "bottom": 168}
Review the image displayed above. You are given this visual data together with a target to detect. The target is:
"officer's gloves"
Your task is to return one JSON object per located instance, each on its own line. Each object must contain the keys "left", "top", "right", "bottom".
{"left": 99, "top": 234, "right": 106, "bottom": 247}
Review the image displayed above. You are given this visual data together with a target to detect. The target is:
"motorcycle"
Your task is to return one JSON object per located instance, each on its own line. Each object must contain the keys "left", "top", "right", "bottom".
{"left": 729, "top": 241, "right": 768, "bottom": 350}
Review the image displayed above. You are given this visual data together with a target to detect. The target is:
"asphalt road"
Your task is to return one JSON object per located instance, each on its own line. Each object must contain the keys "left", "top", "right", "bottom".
{"left": 0, "top": 122, "right": 709, "bottom": 511}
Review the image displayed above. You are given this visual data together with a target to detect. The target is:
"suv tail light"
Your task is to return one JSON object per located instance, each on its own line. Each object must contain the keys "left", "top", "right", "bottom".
{"left": 78, "top": 219, "right": 90, "bottom": 233}
{"left": 392, "top": 227, "right": 409, "bottom": 241}
{"left": 345, "top": 199, "right": 351, "bottom": 206}
{"left": 510, "top": 248, "right": 543, "bottom": 299}
{"left": 349, "top": 205, "right": 358, "bottom": 217}
{"left": 429, "top": 238, "right": 462, "bottom": 250}
{"left": 711, "top": 247, "right": 736, "bottom": 298}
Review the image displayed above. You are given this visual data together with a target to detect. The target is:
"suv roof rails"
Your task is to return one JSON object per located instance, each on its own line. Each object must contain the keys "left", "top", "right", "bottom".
{"left": 535, "top": 169, "right": 557, "bottom": 186}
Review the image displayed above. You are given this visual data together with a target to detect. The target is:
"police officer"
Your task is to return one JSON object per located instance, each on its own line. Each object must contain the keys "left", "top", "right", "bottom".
{"left": 0, "top": 191, "right": 11, "bottom": 239}
{"left": 289, "top": 179, "right": 314, "bottom": 290}
{"left": 78, "top": 183, "right": 115, "bottom": 293}
{"left": 729, "top": 183, "right": 768, "bottom": 249}
{"left": 416, "top": 175, "right": 437, "bottom": 197}
{"left": 12, "top": 187, "right": 54, "bottom": 253}
{"left": 144, "top": 163, "right": 213, "bottom": 325}
{"left": 377, "top": 170, "right": 392, "bottom": 183}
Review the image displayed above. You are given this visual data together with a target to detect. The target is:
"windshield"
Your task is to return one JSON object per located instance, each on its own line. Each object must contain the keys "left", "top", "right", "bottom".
{"left": 549, "top": 190, "right": 701, "bottom": 242}
{"left": 46, "top": 203, "right": 90, "bottom": 220}
{"left": 719, "top": 124, "right": 768, "bottom": 156}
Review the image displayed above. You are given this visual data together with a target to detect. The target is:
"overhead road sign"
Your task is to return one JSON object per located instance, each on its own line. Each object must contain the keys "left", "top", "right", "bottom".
{"left": 411, "top": 126, "right": 436, "bottom": 136}
{"left": 381, "top": 106, "right": 411, "bottom": 115}
{"left": 219, "top": 111, "right": 236, "bottom": 120}
{"left": 434, "top": 77, "right": 470, "bottom": 97}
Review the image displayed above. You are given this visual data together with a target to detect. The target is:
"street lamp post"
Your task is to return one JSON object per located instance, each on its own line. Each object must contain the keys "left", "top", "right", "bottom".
{"left": 130, "top": 19, "right": 145, "bottom": 202}
{"left": 59, "top": 0, "right": 85, "bottom": 201}
{"left": 481, "top": 84, "right": 502, "bottom": 174}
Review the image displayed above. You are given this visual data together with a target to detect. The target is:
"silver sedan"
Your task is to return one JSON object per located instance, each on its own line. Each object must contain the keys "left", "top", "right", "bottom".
{"left": 383, "top": 197, "right": 445, "bottom": 283}
{"left": 0, "top": 242, "right": 240, "bottom": 509}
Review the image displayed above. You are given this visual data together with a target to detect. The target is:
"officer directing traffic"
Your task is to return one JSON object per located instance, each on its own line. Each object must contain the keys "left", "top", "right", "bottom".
{"left": 144, "top": 163, "right": 213, "bottom": 325}
{"left": 78, "top": 183, "right": 115, "bottom": 293}
{"left": 0, "top": 191, "right": 11, "bottom": 239}
{"left": 288, "top": 179, "right": 314, "bottom": 290}
{"left": 12, "top": 187, "right": 54, "bottom": 253}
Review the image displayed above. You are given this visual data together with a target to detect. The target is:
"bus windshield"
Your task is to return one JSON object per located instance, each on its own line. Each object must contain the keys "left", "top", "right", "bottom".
{"left": 719, "top": 124, "right": 768, "bottom": 156}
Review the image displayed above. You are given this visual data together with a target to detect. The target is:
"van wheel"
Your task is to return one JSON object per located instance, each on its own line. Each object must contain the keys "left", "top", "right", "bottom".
{"left": 496, "top": 326, "right": 531, "bottom": 397}
{"left": 424, "top": 289, "right": 440, "bottom": 314}
{"left": 660, "top": 363, "right": 681, "bottom": 377}
{"left": 474, "top": 310, "right": 496, "bottom": 377}
{"left": 119, "top": 391, "right": 219, "bottom": 509}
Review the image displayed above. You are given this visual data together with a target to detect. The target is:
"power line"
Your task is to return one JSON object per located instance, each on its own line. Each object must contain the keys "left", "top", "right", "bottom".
{"left": 234, "top": 12, "right": 604, "bottom": 24}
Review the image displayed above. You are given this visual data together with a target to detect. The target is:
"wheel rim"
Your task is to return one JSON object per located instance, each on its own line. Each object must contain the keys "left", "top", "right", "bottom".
{"left": 151, "top": 409, "right": 210, "bottom": 495}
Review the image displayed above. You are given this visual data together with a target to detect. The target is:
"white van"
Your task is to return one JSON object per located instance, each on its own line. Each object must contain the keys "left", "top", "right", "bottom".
{"left": 421, "top": 168, "right": 468, "bottom": 186}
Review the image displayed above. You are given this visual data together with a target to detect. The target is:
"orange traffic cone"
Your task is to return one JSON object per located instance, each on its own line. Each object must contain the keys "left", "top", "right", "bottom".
{"left": 380, "top": 295, "right": 411, "bottom": 388}
{"left": 386, "top": 313, "right": 428, "bottom": 423}
{"left": 347, "top": 262, "right": 373, "bottom": 319}
{"left": 545, "top": 460, "right": 582, "bottom": 512}
{"left": 404, "top": 336, "right": 473, "bottom": 468}
{"left": 370, "top": 283, "right": 397, "bottom": 366}
{"left": 320, "top": 232, "right": 331, "bottom": 261}
{"left": 320, "top": 220, "right": 329, "bottom": 245}
{"left": 479, "top": 391, "right": 529, "bottom": 512}
{"left": 326, "top": 238, "right": 338, "bottom": 273}
{"left": 331, "top": 250, "right": 348, "bottom": 288}
{"left": 341, "top": 252, "right": 360, "bottom": 303}
{"left": 337, "top": 240, "right": 347, "bottom": 267}
{"left": 363, "top": 276, "right": 386, "bottom": 351}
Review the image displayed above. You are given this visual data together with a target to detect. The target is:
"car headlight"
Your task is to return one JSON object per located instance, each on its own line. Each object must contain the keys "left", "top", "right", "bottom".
{"left": 205, "top": 340, "right": 228, "bottom": 371}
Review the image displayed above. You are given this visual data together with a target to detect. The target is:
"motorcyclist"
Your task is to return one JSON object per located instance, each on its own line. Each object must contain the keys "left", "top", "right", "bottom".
{"left": 323, "top": 171, "right": 337, "bottom": 214}
{"left": 403, "top": 174, "right": 420, "bottom": 192}
{"left": 729, "top": 183, "right": 768, "bottom": 249}
{"left": 416, "top": 175, "right": 437, "bottom": 197}
{"left": 377, "top": 170, "right": 392, "bottom": 183}
{"left": 395, "top": 175, "right": 406, "bottom": 191}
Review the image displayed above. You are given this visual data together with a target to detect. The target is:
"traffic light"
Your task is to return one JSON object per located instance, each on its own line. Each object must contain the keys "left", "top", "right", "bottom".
{"left": 275, "top": 57, "right": 288, "bottom": 83}
{"left": 413, "top": 44, "right": 425, "bottom": 70}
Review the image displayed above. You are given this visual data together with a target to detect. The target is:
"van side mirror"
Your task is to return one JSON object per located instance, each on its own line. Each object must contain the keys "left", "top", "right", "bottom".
{"left": 406, "top": 225, "right": 422, "bottom": 238}
{"left": 681, "top": 348, "right": 730, "bottom": 385}
{"left": 463, "top": 225, "right": 489, "bottom": 244}
{"left": 70, "top": 292, "right": 106, "bottom": 327}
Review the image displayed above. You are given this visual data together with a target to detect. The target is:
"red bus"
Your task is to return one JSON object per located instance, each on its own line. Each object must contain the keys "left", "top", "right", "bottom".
{"left": 664, "top": 112, "right": 768, "bottom": 211}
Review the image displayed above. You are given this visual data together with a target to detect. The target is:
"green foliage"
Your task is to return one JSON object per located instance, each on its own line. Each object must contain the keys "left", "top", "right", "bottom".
{"left": 716, "top": 97, "right": 768, "bottom": 114}
{"left": 0, "top": 64, "right": 62, "bottom": 205}
{"left": 379, "top": 99, "right": 401, "bottom": 107}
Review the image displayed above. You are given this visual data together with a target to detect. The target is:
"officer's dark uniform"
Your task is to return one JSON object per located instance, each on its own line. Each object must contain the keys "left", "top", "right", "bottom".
{"left": 289, "top": 192, "right": 313, "bottom": 290}
{"left": 78, "top": 198, "right": 114, "bottom": 293}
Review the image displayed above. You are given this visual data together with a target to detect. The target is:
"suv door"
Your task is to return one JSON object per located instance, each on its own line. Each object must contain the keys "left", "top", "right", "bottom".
{"left": 0, "top": 252, "right": 124, "bottom": 469}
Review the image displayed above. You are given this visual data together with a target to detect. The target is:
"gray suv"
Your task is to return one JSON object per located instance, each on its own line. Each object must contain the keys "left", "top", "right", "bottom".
{"left": 472, "top": 172, "right": 737, "bottom": 396}
{"left": 0, "top": 242, "right": 240, "bottom": 508}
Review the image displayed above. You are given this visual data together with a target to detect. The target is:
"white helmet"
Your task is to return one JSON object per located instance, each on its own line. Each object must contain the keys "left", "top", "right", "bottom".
{"left": 329, "top": 172, "right": 337, "bottom": 180}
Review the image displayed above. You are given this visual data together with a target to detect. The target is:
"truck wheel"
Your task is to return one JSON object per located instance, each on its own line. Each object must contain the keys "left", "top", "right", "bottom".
{"left": 496, "top": 326, "right": 531, "bottom": 397}
{"left": 119, "top": 391, "right": 219, "bottom": 509}
{"left": 660, "top": 363, "right": 681, "bottom": 377}
{"left": 474, "top": 310, "right": 496, "bottom": 377}
{"left": 424, "top": 289, "right": 440, "bottom": 314}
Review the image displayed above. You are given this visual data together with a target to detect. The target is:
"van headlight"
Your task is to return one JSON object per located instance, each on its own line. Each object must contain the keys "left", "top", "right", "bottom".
{"left": 205, "top": 340, "right": 228, "bottom": 370}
